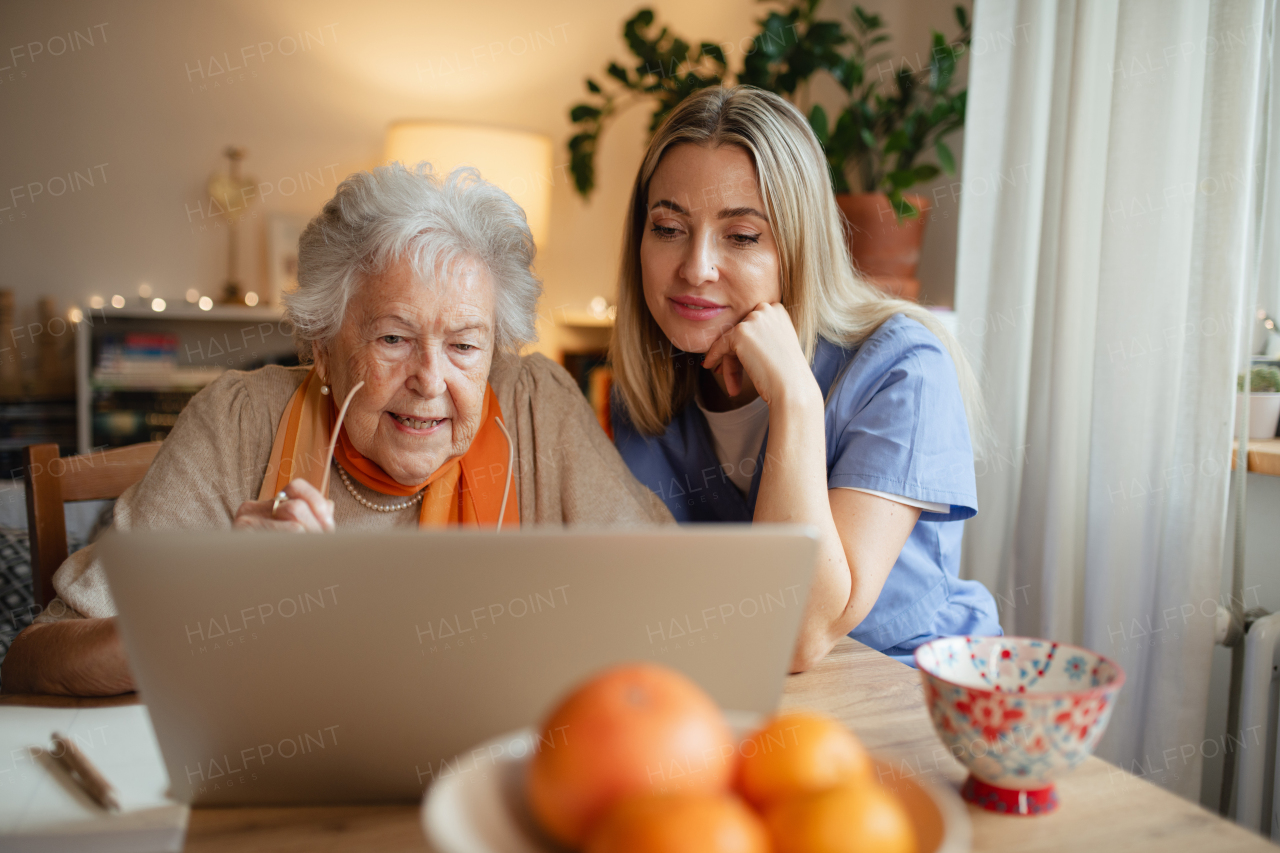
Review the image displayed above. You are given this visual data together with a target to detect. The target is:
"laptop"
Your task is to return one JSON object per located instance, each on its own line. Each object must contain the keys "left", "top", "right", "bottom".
{"left": 99, "top": 526, "right": 818, "bottom": 805}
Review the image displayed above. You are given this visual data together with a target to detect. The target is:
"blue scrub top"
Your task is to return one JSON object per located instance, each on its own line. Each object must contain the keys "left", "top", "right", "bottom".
{"left": 612, "top": 313, "right": 1003, "bottom": 666}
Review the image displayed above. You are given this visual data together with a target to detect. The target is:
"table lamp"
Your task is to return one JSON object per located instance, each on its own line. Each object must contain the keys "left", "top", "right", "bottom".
{"left": 384, "top": 122, "right": 553, "bottom": 248}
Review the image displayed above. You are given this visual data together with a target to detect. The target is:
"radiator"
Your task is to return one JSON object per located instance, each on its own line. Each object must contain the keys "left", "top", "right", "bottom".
{"left": 1235, "top": 610, "right": 1280, "bottom": 838}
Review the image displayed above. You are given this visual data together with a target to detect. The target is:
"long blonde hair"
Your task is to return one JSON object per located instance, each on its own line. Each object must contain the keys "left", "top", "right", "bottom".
{"left": 610, "top": 85, "right": 986, "bottom": 451}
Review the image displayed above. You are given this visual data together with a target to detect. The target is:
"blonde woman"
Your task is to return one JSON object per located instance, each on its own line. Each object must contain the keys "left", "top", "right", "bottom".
{"left": 610, "top": 86, "right": 1001, "bottom": 672}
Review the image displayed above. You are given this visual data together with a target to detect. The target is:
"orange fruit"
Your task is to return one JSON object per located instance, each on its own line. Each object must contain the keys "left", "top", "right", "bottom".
{"left": 764, "top": 781, "right": 917, "bottom": 853}
{"left": 736, "top": 713, "right": 872, "bottom": 809}
{"left": 586, "top": 792, "right": 771, "bottom": 853}
{"left": 527, "top": 663, "right": 736, "bottom": 848}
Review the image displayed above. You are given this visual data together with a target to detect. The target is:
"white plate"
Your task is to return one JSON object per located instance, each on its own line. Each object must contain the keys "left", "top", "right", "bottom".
{"left": 421, "top": 716, "right": 970, "bottom": 853}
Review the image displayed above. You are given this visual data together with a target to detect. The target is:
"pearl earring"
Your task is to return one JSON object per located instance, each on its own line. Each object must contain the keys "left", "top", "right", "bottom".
{"left": 320, "top": 383, "right": 330, "bottom": 395}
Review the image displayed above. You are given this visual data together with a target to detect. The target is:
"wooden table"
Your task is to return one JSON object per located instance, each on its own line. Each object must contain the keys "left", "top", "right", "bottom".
{"left": 5, "top": 638, "right": 1271, "bottom": 852}
{"left": 779, "top": 641, "right": 1271, "bottom": 853}
{"left": 1232, "top": 438, "right": 1280, "bottom": 476}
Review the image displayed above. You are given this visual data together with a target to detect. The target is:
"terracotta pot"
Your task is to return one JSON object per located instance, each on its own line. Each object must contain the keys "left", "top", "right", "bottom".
{"left": 835, "top": 192, "right": 930, "bottom": 301}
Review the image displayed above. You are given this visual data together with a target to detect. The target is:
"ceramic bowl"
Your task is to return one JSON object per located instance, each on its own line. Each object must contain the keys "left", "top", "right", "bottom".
{"left": 914, "top": 635, "right": 1125, "bottom": 816}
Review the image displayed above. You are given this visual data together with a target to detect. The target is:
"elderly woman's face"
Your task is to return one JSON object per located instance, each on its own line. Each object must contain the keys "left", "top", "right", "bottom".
{"left": 314, "top": 256, "right": 496, "bottom": 485}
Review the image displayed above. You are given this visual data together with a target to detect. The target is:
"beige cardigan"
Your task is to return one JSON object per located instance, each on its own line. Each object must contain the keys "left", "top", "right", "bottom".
{"left": 41, "top": 351, "right": 671, "bottom": 621}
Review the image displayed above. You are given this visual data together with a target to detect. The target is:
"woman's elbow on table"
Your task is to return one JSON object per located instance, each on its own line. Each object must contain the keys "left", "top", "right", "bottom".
{"left": 1, "top": 618, "right": 135, "bottom": 697}
{"left": 788, "top": 628, "right": 845, "bottom": 674}
{"left": 789, "top": 579, "right": 886, "bottom": 673}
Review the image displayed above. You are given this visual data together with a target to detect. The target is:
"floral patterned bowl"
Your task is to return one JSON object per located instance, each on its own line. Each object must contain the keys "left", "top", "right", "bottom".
{"left": 914, "top": 635, "right": 1125, "bottom": 816}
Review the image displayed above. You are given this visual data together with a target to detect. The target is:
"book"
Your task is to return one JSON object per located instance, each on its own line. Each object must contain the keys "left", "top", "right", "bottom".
{"left": 96, "top": 333, "right": 180, "bottom": 374}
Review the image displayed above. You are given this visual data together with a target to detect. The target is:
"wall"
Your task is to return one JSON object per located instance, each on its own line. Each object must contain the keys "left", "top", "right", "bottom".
{"left": 0, "top": 0, "right": 966, "bottom": 365}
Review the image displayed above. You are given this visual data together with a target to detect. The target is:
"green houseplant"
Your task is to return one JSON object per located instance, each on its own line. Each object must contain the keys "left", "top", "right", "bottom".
{"left": 567, "top": 9, "right": 729, "bottom": 199}
{"left": 1239, "top": 366, "right": 1280, "bottom": 393}
{"left": 805, "top": 7, "right": 969, "bottom": 216}
{"left": 566, "top": 1, "right": 970, "bottom": 299}
{"left": 808, "top": 5, "right": 968, "bottom": 299}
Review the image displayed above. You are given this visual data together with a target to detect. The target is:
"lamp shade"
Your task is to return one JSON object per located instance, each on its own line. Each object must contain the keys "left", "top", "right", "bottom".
{"left": 384, "top": 122, "right": 553, "bottom": 247}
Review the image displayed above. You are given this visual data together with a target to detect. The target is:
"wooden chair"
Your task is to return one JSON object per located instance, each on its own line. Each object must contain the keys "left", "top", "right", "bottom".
{"left": 22, "top": 442, "right": 162, "bottom": 608}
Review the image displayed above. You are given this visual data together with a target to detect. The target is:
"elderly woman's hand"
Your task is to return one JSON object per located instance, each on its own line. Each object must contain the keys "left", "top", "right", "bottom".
{"left": 234, "top": 478, "right": 335, "bottom": 532}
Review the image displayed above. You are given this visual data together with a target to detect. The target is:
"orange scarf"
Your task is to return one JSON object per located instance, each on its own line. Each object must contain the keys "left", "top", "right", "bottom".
{"left": 257, "top": 368, "right": 518, "bottom": 528}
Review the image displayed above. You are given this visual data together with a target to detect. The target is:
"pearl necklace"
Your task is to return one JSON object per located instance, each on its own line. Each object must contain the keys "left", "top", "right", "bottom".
{"left": 336, "top": 463, "right": 425, "bottom": 512}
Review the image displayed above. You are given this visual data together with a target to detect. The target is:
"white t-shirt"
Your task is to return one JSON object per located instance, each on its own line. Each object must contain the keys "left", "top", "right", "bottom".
{"left": 696, "top": 394, "right": 949, "bottom": 513}
{"left": 697, "top": 395, "right": 771, "bottom": 493}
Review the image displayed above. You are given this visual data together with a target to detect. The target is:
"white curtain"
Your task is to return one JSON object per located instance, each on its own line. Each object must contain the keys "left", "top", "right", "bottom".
{"left": 956, "top": 0, "right": 1269, "bottom": 800}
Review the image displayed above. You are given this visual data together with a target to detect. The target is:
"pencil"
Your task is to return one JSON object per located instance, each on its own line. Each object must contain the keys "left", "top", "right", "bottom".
{"left": 51, "top": 731, "right": 121, "bottom": 812}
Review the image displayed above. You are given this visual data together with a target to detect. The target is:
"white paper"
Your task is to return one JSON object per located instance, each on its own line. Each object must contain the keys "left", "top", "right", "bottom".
{"left": 0, "top": 704, "right": 188, "bottom": 853}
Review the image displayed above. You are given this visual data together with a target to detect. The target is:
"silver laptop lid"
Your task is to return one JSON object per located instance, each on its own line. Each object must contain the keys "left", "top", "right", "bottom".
{"left": 99, "top": 527, "right": 817, "bottom": 805}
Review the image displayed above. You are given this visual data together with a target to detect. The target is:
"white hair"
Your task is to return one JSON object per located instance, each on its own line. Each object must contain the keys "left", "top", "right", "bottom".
{"left": 285, "top": 162, "right": 542, "bottom": 360}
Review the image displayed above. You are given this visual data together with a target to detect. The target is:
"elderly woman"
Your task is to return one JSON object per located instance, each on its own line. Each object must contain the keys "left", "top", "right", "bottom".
{"left": 3, "top": 163, "right": 670, "bottom": 696}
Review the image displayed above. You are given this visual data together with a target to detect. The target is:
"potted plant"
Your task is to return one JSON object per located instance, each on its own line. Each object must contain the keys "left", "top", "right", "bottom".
{"left": 566, "top": 9, "right": 729, "bottom": 199}
{"left": 1237, "top": 366, "right": 1280, "bottom": 440}
{"left": 806, "top": 7, "right": 969, "bottom": 299}
{"left": 566, "top": 2, "right": 971, "bottom": 301}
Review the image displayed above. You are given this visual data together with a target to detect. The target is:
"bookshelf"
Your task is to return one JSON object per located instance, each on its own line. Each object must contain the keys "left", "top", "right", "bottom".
{"left": 0, "top": 398, "right": 77, "bottom": 479}
{"left": 74, "top": 305, "right": 298, "bottom": 453}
